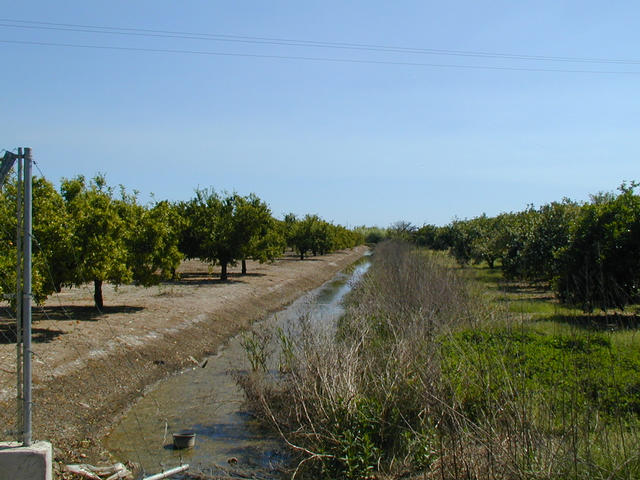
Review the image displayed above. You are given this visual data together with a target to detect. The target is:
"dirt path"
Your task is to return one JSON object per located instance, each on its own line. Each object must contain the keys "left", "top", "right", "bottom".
{"left": 0, "top": 246, "right": 367, "bottom": 471}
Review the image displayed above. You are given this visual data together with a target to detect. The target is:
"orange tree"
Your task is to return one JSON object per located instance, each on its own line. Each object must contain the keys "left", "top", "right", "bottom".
{"left": 555, "top": 183, "right": 640, "bottom": 311}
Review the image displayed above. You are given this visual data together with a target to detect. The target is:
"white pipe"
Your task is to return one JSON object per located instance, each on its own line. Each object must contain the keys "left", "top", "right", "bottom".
{"left": 142, "top": 464, "right": 189, "bottom": 480}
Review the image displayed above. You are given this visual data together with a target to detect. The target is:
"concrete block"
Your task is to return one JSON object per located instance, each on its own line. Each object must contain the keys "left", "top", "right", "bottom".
{"left": 0, "top": 441, "right": 52, "bottom": 480}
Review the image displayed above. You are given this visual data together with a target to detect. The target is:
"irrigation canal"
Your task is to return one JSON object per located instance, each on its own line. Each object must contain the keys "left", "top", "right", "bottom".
{"left": 105, "top": 255, "right": 372, "bottom": 479}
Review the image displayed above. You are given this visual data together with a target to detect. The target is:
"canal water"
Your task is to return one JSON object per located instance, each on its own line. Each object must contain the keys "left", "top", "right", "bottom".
{"left": 105, "top": 256, "right": 371, "bottom": 479}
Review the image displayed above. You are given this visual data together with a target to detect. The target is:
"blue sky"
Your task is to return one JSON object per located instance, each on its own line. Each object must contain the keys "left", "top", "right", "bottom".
{"left": 2, "top": 1, "right": 639, "bottom": 226}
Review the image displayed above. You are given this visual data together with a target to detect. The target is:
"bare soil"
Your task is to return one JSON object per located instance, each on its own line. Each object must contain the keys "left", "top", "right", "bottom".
{"left": 0, "top": 247, "right": 367, "bottom": 473}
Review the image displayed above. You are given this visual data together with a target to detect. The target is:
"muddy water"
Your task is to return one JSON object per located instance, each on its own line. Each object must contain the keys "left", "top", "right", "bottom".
{"left": 105, "top": 257, "right": 371, "bottom": 478}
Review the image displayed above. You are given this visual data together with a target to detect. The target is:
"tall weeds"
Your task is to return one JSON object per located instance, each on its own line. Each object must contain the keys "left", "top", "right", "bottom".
{"left": 240, "top": 240, "right": 640, "bottom": 479}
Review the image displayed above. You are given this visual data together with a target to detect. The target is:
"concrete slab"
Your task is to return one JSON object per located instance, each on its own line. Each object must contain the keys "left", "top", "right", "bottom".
{"left": 0, "top": 441, "right": 52, "bottom": 480}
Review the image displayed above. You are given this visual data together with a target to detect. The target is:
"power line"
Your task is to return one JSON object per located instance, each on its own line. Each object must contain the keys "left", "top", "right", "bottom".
{"left": 31, "top": 161, "right": 46, "bottom": 182}
{"left": 2, "top": 38, "right": 640, "bottom": 75}
{"left": 1, "top": 17, "right": 639, "bottom": 66}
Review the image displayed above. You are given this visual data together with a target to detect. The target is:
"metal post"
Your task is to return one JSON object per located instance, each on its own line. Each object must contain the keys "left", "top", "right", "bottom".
{"left": 15, "top": 149, "right": 23, "bottom": 443}
{"left": 22, "top": 147, "right": 32, "bottom": 446}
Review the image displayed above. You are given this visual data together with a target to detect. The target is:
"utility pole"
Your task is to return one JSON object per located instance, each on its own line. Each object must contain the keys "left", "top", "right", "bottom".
{"left": 16, "top": 149, "right": 23, "bottom": 444}
{"left": 0, "top": 147, "right": 33, "bottom": 446}
{"left": 22, "top": 148, "right": 33, "bottom": 446}
{"left": 0, "top": 148, "right": 53, "bottom": 480}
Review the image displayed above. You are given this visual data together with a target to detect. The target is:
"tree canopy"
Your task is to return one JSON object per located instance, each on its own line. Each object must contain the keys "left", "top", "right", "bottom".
{"left": 61, "top": 175, "right": 134, "bottom": 309}
{"left": 0, "top": 172, "right": 363, "bottom": 308}
{"left": 555, "top": 183, "right": 640, "bottom": 311}
{"left": 0, "top": 176, "right": 72, "bottom": 305}
{"left": 404, "top": 182, "right": 640, "bottom": 312}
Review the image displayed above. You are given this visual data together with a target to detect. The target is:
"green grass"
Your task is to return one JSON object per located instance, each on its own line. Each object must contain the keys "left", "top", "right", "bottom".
{"left": 466, "top": 261, "right": 640, "bottom": 349}
{"left": 435, "top": 257, "right": 640, "bottom": 477}
{"left": 507, "top": 299, "right": 579, "bottom": 315}
{"left": 468, "top": 262, "right": 640, "bottom": 317}
{"left": 441, "top": 326, "right": 640, "bottom": 421}
{"left": 468, "top": 263, "right": 504, "bottom": 284}
{"left": 437, "top": 261, "right": 640, "bottom": 478}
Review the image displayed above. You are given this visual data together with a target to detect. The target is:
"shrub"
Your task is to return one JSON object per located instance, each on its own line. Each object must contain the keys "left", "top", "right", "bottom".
{"left": 239, "top": 241, "right": 488, "bottom": 478}
{"left": 240, "top": 240, "right": 640, "bottom": 479}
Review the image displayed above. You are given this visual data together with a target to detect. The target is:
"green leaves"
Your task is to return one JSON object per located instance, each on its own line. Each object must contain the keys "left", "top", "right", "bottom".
{"left": 125, "top": 200, "right": 182, "bottom": 287}
{"left": 555, "top": 183, "right": 640, "bottom": 311}
{"left": 500, "top": 201, "right": 579, "bottom": 282}
{"left": 60, "top": 175, "right": 182, "bottom": 307}
{"left": 1, "top": 172, "right": 363, "bottom": 308}
{"left": 0, "top": 175, "right": 72, "bottom": 305}
{"left": 285, "top": 213, "right": 361, "bottom": 260}
{"left": 178, "top": 189, "right": 285, "bottom": 280}
{"left": 413, "top": 184, "right": 640, "bottom": 312}
{"left": 234, "top": 193, "right": 285, "bottom": 268}
{"left": 62, "top": 176, "right": 132, "bottom": 295}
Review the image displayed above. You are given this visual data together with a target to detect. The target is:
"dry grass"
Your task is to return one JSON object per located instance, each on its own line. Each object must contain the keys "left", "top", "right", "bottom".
{"left": 240, "top": 241, "right": 640, "bottom": 479}
{"left": 240, "top": 241, "right": 485, "bottom": 478}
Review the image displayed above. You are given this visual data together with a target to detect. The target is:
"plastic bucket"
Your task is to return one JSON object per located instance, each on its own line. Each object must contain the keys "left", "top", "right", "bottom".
{"left": 172, "top": 431, "right": 196, "bottom": 449}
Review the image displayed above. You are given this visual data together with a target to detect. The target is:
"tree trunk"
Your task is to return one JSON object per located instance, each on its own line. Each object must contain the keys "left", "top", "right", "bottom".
{"left": 241, "top": 259, "right": 247, "bottom": 275}
{"left": 94, "top": 279, "right": 104, "bottom": 310}
{"left": 221, "top": 261, "right": 228, "bottom": 281}
{"left": 488, "top": 258, "right": 495, "bottom": 269}
{"left": 300, "top": 251, "right": 304, "bottom": 260}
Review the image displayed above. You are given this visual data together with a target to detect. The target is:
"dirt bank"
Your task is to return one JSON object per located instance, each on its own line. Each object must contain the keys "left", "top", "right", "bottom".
{"left": 0, "top": 246, "right": 367, "bottom": 471}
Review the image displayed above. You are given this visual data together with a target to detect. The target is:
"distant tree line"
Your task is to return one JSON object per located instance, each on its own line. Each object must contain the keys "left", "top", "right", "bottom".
{"left": 357, "top": 182, "right": 640, "bottom": 312}
{"left": 0, "top": 174, "right": 363, "bottom": 309}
